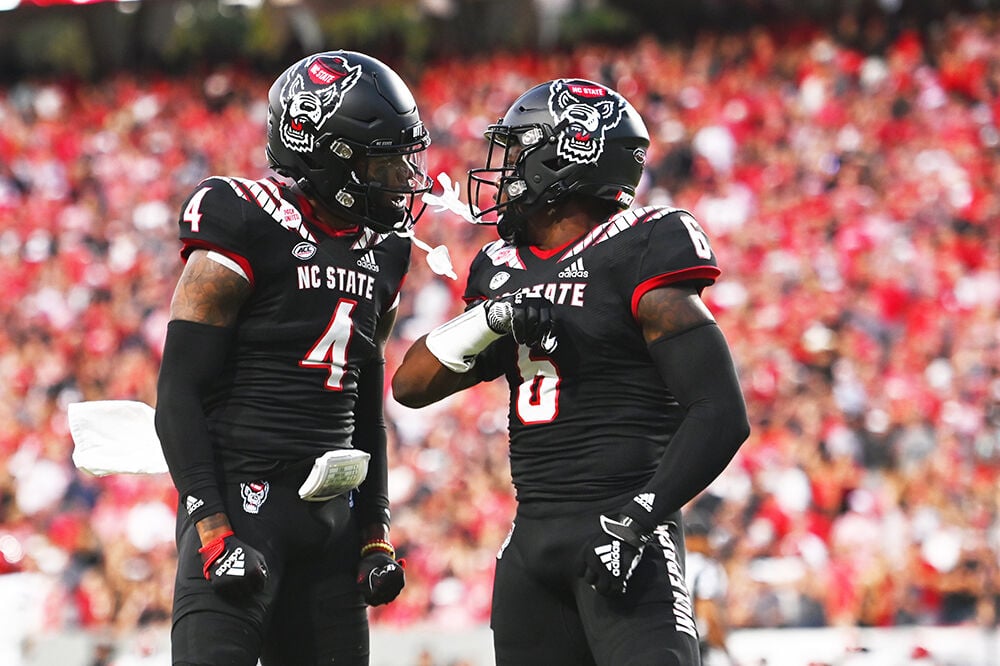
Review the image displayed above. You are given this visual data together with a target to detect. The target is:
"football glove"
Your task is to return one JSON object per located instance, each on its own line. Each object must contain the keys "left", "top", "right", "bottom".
{"left": 357, "top": 541, "right": 406, "bottom": 606}
{"left": 485, "top": 292, "right": 555, "bottom": 349}
{"left": 198, "top": 530, "right": 268, "bottom": 599}
{"left": 580, "top": 514, "right": 649, "bottom": 596}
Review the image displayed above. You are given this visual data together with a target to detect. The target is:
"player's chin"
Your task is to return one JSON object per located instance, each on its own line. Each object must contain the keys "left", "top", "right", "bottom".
{"left": 369, "top": 199, "right": 408, "bottom": 226}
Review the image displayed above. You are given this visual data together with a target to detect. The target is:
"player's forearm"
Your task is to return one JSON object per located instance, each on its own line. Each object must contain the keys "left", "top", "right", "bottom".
{"left": 195, "top": 512, "right": 234, "bottom": 546}
{"left": 352, "top": 358, "right": 392, "bottom": 527}
{"left": 155, "top": 319, "right": 233, "bottom": 524}
{"left": 391, "top": 336, "right": 481, "bottom": 407}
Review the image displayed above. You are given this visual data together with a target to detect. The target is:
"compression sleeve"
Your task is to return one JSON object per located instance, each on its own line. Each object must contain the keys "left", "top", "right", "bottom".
{"left": 154, "top": 319, "right": 233, "bottom": 524}
{"left": 621, "top": 323, "right": 750, "bottom": 533}
{"left": 352, "top": 357, "right": 390, "bottom": 529}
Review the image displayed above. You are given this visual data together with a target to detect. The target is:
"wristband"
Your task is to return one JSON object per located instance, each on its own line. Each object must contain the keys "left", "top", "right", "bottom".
{"left": 424, "top": 301, "right": 503, "bottom": 373}
{"left": 360, "top": 539, "right": 395, "bottom": 558}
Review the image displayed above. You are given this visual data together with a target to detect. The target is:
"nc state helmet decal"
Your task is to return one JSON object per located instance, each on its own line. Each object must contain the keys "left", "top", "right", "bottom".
{"left": 279, "top": 54, "right": 363, "bottom": 154}
{"left": 547, "top": 79, "right": 625, "bottom": 165}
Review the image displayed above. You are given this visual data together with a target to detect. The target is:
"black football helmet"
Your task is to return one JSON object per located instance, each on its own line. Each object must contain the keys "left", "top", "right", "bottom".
{"left": 468, "top": 79, "right": 649, "bottom": 241}
{"left": 266, "top": 51, "right": 432, "bottom": 233}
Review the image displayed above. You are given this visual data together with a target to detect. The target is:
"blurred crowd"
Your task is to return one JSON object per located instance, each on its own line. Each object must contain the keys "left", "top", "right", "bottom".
{"left": 1, "top": 8, "right": 999, "bottom": 657}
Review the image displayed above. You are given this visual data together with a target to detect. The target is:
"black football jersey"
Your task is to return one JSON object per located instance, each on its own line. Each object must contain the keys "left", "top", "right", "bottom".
{"left": 176, "top": 176, "right": 410, "bottom": 477}
{"left": 464, "top": 206, "right": 721, "bottom": 504}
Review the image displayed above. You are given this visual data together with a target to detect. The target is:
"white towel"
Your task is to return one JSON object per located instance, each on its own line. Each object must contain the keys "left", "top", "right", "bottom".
{"left": 68, "top": 400, "right": 168, "bottom": 476}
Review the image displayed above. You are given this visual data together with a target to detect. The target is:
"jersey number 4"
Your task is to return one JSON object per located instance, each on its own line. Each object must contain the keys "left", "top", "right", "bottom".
{"left": 300, "top": 299, "right": 357, "bottom": 390}
{"left": 182, "top": 186, "right": 212, "bottom": 232}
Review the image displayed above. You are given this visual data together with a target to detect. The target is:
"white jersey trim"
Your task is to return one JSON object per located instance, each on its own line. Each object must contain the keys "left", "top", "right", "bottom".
{"left": 206, "top": 250, "right": 249, "bottom": 283}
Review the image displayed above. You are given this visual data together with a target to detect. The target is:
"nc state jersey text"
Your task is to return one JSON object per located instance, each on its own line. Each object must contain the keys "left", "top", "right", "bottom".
{"left": 297, "top": 265, "right": 376, "bottom": 300}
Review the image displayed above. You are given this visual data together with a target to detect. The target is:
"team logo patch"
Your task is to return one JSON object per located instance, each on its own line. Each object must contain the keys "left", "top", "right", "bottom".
{"left": 489, "top": 271, "right": 511, "bottom": 290}
{"left": 547, "top": 79, "right": 626, "bottom": 165}
{"left": 241, "top": 481, "right": 269, "bottom": 514}
{"left": 279, "top": 54, "right": 363, "bottom": 154}
{"left": 292, "top": 241, "right": 317, "bottom": 260}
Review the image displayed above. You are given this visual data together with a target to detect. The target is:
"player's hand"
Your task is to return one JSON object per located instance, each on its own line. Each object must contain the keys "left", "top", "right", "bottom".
{"left": 580, "top": 514, "right": 649, "bottom": 596}
{"left": 357, "top": 542, "right": 406, "bottom": 606}
{"left": 198, "top": 530, "right": 268, "bottom": 599}
{"left": 484, "top": 292, "right": 555, "bottom": 348}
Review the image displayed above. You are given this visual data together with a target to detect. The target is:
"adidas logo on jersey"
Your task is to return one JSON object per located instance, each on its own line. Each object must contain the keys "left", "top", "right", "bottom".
{"left": 214, "top": 547, "right": 246, "bottom": 577}
{"left": 557, "top": 258, "right": 588, "bottom": 279}
{"left": 595, "top": 542, "right": 621, "bottom": 577}
{"left": 357, "top": 250, "right": 380, "bottom": 273}
{"left": 185, "top": 495, "right": 204, "bottom": 516}
{"left": 634, "top": 493, "right": 655, "bottom": 513}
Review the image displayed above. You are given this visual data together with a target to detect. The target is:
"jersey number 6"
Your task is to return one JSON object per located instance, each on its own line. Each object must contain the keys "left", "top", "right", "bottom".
{"left": 515, "top": 346, "right": 561, "bottom": 424}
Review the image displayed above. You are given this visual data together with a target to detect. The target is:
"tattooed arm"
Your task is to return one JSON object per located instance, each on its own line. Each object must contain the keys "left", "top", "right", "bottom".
{"left": 169, "top": 250, "right": 252, "bottom": 326}
{"left": 636, "top": 284, "right": 716, "bottom": 343}
{"left": 612, "top": 284, "right": 750, "bottom": 532}
{"left": 155, "top": 250, "right": 252, "bottom": 544}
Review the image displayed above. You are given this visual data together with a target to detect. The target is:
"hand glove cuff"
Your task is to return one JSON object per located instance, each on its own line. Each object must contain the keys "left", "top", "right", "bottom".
{"left": 612, "top": 512, "right": 653, "bottom": 545}
{"left": 619, "top": 499, "right": 659, "bottom": 537}
{"left": 198, "top": 529, "right": 235, "bottom": 556}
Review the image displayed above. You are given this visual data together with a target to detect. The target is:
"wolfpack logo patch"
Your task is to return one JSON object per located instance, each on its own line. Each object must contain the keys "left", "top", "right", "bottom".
{"left": 547, "top": 79, "right": 625, "bottom": 166}
{"left": 241, "top": 481, "right": 269, "bottom": 514}
{"left": 279, "top": 54, "right": 363, "bottom": 154}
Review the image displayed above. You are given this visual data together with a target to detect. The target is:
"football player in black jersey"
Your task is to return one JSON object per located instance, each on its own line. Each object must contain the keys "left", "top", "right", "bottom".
{"left": 393, "top": 79, "right": 750, "bottom": 665}
{"left": 155, "top": 51, "right": 430, "bottom": 665}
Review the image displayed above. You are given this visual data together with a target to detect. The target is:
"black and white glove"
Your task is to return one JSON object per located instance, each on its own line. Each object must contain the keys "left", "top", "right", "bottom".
{"left": 485, "top": 292, "right": 555, "bottom": 349}
{"left": 357, "top": 540, "right": 406, "bottom": 606}
{"left": 580, "top": 514, "right": 650, "bottom": 596}
{"left": 199, "top": 530, "right": 268, "bottom": 599}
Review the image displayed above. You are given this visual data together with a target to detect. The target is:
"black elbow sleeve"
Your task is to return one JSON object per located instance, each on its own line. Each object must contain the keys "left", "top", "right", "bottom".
{"left": 352, "top": 358, "right": 390, "bottom": 529}
{"left": 155, "top": 319, "right": 234, "bottom": 522}
{"left": 647, "top": 322, "right": 750, "bottom": 445}
{"left": 620, "top": 323, "right": 750, "bottom": 530}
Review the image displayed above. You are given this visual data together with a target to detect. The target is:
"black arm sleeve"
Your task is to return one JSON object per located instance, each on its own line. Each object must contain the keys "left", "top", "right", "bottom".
{"left": 622, "top": 323, "right": 751, "bottom": 532}
{"left": 352, "top": 357, "right": 390, "bottom": 529}
{"left": 154, "top": 319, "right": 233, "bottom": 524}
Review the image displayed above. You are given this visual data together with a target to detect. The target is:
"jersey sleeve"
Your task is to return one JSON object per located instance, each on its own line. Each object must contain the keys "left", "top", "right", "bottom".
{"left": 630, "top": 209, "right": 721, "bottom": 319}
{"left": 177, "top": 177, "right": 255, "bottom": 283}
{"left": 461, "top": 244, "right": 507, "bottom": 381}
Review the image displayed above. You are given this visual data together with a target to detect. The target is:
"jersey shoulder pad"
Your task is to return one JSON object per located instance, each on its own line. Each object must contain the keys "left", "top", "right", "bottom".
{"left": 177, "top": 176, "right": 256, "bottom": 258}
{"left": 463, "top": 240, "right": 518, "bottom": 302}
{"left": 480, "top": 239, "right": 524, "bottom": 269}
{"left": 636, "top": 207, "right": 720, "bottom": 286}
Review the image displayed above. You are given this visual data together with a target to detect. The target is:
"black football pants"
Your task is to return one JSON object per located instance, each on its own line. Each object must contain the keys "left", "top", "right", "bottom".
{"left": 491, "top": 499, "right": 701, "bottom": 666}
{"left": 171, "top": 474, "right": 367, "bottom": 665}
